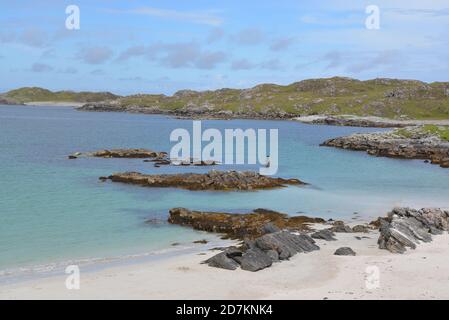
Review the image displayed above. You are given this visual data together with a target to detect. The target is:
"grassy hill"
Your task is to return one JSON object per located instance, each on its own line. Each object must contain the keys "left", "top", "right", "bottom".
{"left": 3, "top": 78, "right": 449, "bottom": 119}
{"left": 1, "top": 87, "right": 119, "bottom": 104}
{"left": 112, "top": 77, "right": 449, "bottom": 119}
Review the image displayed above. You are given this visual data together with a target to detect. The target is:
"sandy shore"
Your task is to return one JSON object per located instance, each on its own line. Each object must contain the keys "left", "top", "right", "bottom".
{"left": 1, "top": 230, "right": 448, "bottom": 300}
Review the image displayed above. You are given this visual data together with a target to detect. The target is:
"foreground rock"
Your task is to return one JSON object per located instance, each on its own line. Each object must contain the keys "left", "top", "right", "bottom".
{"left": 204, "top": 231, "right": 319, "bottom": 272}
{"left": 378, "top": 207, "right": 449, "bottom": 253}
{"left": 106, "top": 171, "right": 305, "bottom": 191}
{"left": 168, "top": 208, "right": 325, "bottom": 239}
{"left": 69, "top": 148, "right": 167, "bottom": 159}
{"left": 169, "top": 207, "right": 322, "bottom": 272}
{"left": 321, "top": 126, "right": 449, "bottom": 169}
{"left": 334, "top": 247, "right": 356, "bottom": 256}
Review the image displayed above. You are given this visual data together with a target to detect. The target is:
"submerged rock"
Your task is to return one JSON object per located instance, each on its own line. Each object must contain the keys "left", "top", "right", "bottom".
{"left": 378, "top": 207, "right": 449, "bottom": 253}
{"left": 106, "top": 171, "right": 305, "bottom": 191}
{"left": 168, "top": 207, "right": 325, "bottom": 239}
{"left": 69, "top": 148, "right": 167, "bottom": 159}
{"left": 334, "top": 247, "right": 356, "bottom": 256}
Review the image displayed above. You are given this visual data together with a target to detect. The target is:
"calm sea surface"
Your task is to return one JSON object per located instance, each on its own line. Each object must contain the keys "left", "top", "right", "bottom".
{"left": 1, "top": 105, "right": 449, "bottom": 274}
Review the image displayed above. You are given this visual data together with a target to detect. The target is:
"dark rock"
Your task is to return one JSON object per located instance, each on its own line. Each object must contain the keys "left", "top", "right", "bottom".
{"left": 99, "top": 176, "right": 108, "bottom": 182}
{"left": 193, "top": 239, "right": 208, "bottom": 244}
{"left": 255, "top": 231, "right": 319, "bottom": 260}
{"left": 352, "top": 225, "right": 370, "bottom": 233}
{"left": 240, "top": 248, "right": 273, "bottom": 272}
{"left": 330, "top": 221, "right": 353, "bottom": 233}
{"left": 265, "top": 250, "right": 279, "bottom": 262}
{"left": 334, "top": 247, "right": 356, "bottom": 256}
{"left": 205, "top": 250, "right": 241, "bottom": 270}
{"left": 68, "top": 155, "right": 77, "bottom": 159}
{"left": 311, "top": 229, "right": 337, "bottom": 241}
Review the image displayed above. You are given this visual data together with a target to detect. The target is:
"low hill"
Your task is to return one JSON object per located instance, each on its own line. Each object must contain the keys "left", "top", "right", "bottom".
{"left": 1, "top": 87, "right": 120, "bottom": 104}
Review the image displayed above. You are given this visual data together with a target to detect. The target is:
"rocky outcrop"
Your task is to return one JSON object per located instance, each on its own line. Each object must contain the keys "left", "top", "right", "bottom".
{"left": 168, "top": 208, "right": 325, "bottom": 239}
{"left": 69, "top": 148, "right": 167, "bottom": 159}
{"left": 204, "top": 231, "right": 319, "bottom": 272}
{"left": 78, "top": 103, "right": 296, "bottom": 120}
{"left": 170, "top": 207, "right": 322, "bottom": 272}
{"left": 105, "top": 171, "right": 305, "bottom": 191}
{"left": 296, "top": 115, "right": 410, "bottom": 128}
{"left": 321, "top": 127, "right": 449, "bottom": 169}
{"left": 334, "top": 247, "right": 356, "bottom": 256}
{"left": 378, "top": 207, "right": 449, "bottom": 253}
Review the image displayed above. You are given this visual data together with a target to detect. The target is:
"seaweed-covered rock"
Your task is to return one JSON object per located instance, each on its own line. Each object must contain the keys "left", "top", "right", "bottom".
{"left": 169, "top": 208, "right": 324, "bottom": 239}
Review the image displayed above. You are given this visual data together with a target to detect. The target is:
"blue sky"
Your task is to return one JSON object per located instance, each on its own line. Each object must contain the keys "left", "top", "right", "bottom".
{"left": 0, "top": 0, "right": 448, "bottom": 95}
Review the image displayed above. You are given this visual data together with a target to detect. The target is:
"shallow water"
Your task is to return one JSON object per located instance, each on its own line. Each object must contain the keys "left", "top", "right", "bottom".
{"left": 1, "top": 105, "right": 449, "bottom": 273}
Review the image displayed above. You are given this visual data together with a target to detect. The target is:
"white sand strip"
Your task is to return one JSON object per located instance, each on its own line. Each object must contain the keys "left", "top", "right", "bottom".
{"left": 1, "top": 231, "right": 448, "bottom": 300}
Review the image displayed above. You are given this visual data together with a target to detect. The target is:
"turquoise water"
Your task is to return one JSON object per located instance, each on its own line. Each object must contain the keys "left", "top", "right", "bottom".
{"left": 1, "top": 105, "right": 449, "bottom": 273}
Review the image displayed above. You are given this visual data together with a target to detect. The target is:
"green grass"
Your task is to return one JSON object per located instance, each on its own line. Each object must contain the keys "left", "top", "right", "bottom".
{"left": 422, "top": 125, "right": 449, "bottom": 142}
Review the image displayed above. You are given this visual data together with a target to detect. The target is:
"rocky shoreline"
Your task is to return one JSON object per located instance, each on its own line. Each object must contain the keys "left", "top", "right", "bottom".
{"left": 321, "top": 126, "right": 449, "bottom": 168}
{"left": 78, "top": 103, "right": 296, "bottom": 120}
{"left": 103, "top": 170, "right": 305, "bottom": 191}
{"left": 168, "top": 207, "right": 449, "bottom": 272}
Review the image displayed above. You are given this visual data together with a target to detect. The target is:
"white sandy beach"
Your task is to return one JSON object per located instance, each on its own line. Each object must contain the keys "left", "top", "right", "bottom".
{"left": 1, "top": 230, "right": 448, "bottom": 300}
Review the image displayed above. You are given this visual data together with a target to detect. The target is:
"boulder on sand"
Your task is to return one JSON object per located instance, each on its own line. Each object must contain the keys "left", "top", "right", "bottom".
{"left": 334, "top": 247, "right": 356, "bottom": 256}
{"left": 378, "top": 207, "right": 449, "bottom": 253}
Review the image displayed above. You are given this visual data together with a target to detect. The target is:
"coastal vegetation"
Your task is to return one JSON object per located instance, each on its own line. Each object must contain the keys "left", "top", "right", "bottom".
{"left": 2, "top": 77, "right": 449, "bottom": 119}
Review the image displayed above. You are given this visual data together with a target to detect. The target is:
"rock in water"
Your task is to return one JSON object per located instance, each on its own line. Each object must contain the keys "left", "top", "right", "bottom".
{"left": 240, "top": 248, "right": 273, "bottom": 272}
{"left": 106, "top": 170, "right": 305, "bottom": 191}
{"left": 70, "top": 148, "right": 167, "bottom": 159}
{"left": 334, "top": 247, "right": 356, "bottom": 256}
{"left": 378, "top": 207, "right": 449, "bottom": 253}
{"left": 311, "top": 229, "right": 337, "bottom": 241}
